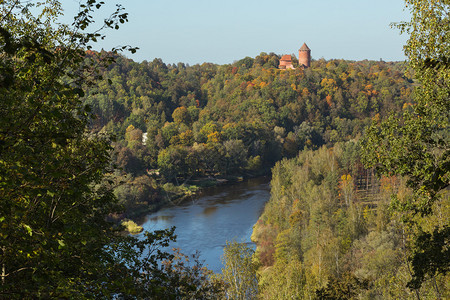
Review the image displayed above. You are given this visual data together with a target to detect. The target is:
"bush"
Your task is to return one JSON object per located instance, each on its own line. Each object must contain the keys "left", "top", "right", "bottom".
{"left": 121, "top": 219, "right": 143, "bottom": 234}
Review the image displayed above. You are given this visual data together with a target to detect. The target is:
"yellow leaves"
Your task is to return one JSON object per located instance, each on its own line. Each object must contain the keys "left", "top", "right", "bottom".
{"left": 400, "top": 86, "right": 411, "bottom": 97}
{"left": 200, "top": 121, "right": 218, "bottom": 137}
{"left": 23, "top": 224, "right": 32, "bottom": 236}
{"left": 178, "top": 130, "right": 193, "bottom": 146}
{"left": 58, "top": 239, "right": 66, "bottom": 249}
{"left": 221, "top": 122, "right": 237, "bottom": 135}
{"left": 320, "top": 78, "right": 330, "bottom": 87}
{"left": 320, "top": 78, "right": 338, "bottom": 93}
{"left": 172, "top": 106, "right": 189, "bottom": 124}
{"left": 326, "top": 62, "right": 336, "bottom": 69}
{"left": 125, "top": 124, "right": 135, "bottom": 133}
{"left": 280, "top": 185, "right": 286, "bottom": 196}
{"left": 291, "top": 83, "right": 297, "bottom": 91}
{"left": 339, "top": 174, "right": 354, "bottom": 206}
{"left": 206, "top": 131, "right": 221, "bottom": 144}
{"left": 363, "top": 205, "right": 370, "bottom": 222}
{"left": 341, "top": 174, "right": 352, "bottom": 182}
{"left": 339, "top": 72, "right": 348, "bottom": 82}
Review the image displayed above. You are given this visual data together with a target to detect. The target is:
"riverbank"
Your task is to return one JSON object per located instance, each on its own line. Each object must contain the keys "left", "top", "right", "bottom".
{"left": 118, "top": 169, "right": 272, "bottom": 229}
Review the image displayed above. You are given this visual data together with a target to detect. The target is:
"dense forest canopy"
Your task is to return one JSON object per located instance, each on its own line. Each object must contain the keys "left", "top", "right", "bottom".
{"left": 250, "top": 0, "right": 449, "bottom": 298}
{"left": 80, "top": 53, "right": 414, "bottom": 218}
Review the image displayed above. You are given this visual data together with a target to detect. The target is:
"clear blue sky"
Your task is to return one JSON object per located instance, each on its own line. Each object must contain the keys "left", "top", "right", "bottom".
{"left": 61, "top": 0, "right": 411, "bottom": 65}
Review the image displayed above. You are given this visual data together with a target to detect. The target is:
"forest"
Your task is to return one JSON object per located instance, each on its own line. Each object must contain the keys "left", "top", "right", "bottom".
{"left": 0, "top": 0, "right": 448, "bottom": 299}
{"left": 82, "top": 51, "right": 413, "bottom": 220}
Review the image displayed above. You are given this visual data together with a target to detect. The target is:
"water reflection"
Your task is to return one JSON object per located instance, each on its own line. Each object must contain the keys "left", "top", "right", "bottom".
{"left": 202, "top": 206, "right": 217, "bottom": 216}
{"left": 140, "top": 177, "right": 271, "bottom": 273}
{"left": 149, "top": 215, "right": 175, "bottom": 222}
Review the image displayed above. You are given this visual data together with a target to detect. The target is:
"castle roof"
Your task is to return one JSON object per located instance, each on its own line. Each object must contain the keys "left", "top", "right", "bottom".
{"left": 280, "top": 54, "right": 292, "bottom": 61}
{"left": 299, "top": 43, "right": 310, "bottom": 51}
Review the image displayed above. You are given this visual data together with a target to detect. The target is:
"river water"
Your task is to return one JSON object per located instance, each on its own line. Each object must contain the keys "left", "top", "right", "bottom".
{"left": 140, "top": 176, "right": 271, "bottom": 273}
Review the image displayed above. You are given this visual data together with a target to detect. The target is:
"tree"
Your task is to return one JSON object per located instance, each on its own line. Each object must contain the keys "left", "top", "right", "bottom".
{"left": 223, "top": 139, "right": 248, "bottom": 174}
{"left": 156, "top": 248, "right": 225, "bottom": 299}
{"left": 116, "top": 144, "right": 142, "bottom": 174}
{"left": 0, "top": 1, "right": 219, "bottom": 298}
{"left": 0, "top": 1, "right": 132, "bottom": 296}
{"left": 339, "top": 174, "right": 354, "bottom": 207}
{"left": 315, "top": 273, "right": 369, "bottom": 300}
{"left": 172, "top": 106, "right": 191, "bottom": 125}
{"left": 360, "top": 0, "right": 449, "bottom": 290}
{"left": 221, "top": 241, "right": 259, "bottom": 300}
{"left": 157, "top": 146, "right": 188, "bottom": 183}
{"left": 125, "top": 124, "right": 144, "bottom": 146}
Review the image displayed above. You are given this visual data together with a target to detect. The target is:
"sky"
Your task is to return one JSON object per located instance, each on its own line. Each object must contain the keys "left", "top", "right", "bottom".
{"left": 61, "top": 0, "right": 411, "bottom": 65}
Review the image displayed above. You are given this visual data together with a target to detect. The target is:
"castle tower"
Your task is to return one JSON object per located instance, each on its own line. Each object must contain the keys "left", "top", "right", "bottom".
{"left": 298, "top": 43, "right": 311, "bottom": 68}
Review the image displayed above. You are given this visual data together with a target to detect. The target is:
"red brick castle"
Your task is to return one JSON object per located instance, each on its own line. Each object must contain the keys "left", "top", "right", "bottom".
{"left": 279, "top": 43, "right": 311, "bottom": 69}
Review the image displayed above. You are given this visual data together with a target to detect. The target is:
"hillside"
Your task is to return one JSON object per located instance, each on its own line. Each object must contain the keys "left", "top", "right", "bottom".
{"left": 81, "top": 54, "right": 413, "bottom": 217}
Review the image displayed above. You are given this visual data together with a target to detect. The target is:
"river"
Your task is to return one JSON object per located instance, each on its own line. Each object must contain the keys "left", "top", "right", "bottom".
{"left": 139, "top": 176, "right": 271, "bottom": 273}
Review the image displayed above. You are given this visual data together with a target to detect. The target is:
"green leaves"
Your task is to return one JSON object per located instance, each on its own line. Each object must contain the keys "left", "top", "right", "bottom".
{"left": 23, "top": 224, "right": 33, "bottom": 236}
{"left": 0, "top": 0, "right": 140, "bottom": 297}
{"left": 221, "top": 240, "right": 259, "bottom": 300}
{"left": 360, "top": 0, "right": 450, "bottom": 291}
{"left": 407, "top": 226, "right": 450, "bottom": 290}
{"left": 57, "top": 239, "right": 65, "bottom": 249}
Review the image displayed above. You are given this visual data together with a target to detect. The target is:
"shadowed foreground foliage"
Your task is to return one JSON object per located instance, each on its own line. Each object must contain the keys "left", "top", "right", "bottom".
{"left": 0, "top": 1, "right": 223, "bottom": 298}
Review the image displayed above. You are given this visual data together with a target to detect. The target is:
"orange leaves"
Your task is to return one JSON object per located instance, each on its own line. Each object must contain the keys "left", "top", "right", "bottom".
{"left": 325, "top": 95, "right": 332, "bottom": 107}
{"left": 372, "top": 113, "right": 380, "bottom": 123}
{"left": 302, "top": 87, "right": 309, "bottom": 97}
{"left": 363, "top": 84, "right": 378, "bottom": 97}
{"left": 402, "top": 102, "right": 413, "bottom": 110}
{"left": 379, "top": 175, "right": 398, "bottom": 193}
